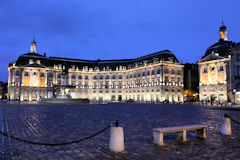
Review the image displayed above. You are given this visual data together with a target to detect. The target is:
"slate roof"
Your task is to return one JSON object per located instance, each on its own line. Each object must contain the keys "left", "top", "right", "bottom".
{"left": 202, "top": 39, "right": 235, "bottom": 59}
{"left": 12, "top": 49, "right": 180, "bottom": 71}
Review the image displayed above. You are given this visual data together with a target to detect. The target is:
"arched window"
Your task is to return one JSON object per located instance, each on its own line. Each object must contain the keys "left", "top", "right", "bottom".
{"left": 130, "top": 74, "right": 132, "bottom": 78}
{"left": 147, "top": 71, "right": 150, "bottom": 76}
{"left": 112, "top": 75, "right": 116, "bottom": 79}
{"left": 106, "top": 75, "right": 110, "bottom": 79}
{"left": 119, "top": 75, "right": 122, "bottom": 79}
{"left": 78, "top": 75, "right": 82, "bottom": 79}
{"left": 99, "top": 75, "right": 103, "bottom": 80}
{"left": 142, "top": 72, "right": 145, "bottom": 76}
{"left": 93, "top": 75, "right": 97, "bottom": 80}
{"left": 171, "top": 70, "right": 175, "bottom": 74}
{"left": 85, "top": 76, "right": 88, "bottom": 80}
{"left": 58, "top": 74, "right": 61, "bottom": 78}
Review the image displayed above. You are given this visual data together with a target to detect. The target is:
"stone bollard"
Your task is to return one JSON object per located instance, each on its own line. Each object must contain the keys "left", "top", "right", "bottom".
{"left": 109, "top": 124, "right": 125, "bottom": 152}
{"left": 220, "top": 118, "right": 232, "bottom": 135}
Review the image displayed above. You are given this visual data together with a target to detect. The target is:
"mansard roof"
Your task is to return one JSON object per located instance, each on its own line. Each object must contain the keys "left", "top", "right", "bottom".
{"left": 13, "top": 49, "right": 180, "bottom": 70}
{"left": 202, "top": 39, "right": 235, "bottom": 59}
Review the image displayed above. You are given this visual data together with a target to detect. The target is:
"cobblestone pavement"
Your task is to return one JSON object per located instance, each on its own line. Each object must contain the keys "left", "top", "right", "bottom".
{"left": 0, "top": 103, "right": 239, "bottom": 160}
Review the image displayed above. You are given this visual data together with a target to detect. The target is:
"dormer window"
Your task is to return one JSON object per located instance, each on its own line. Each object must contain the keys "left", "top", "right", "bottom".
{"left": 29, "top": 59, "right": 33, "bottom": 64}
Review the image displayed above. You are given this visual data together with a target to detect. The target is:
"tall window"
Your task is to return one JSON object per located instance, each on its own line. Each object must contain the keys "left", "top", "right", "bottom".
{"left": 48, "top": 72, "right": 53, "bottom": 78}
{"left": 15, "top": 71, "right": 20, "bottom": 76}
{"left": 203, "top": 68, "right": 208, "bottom": 73}
{"left": 219, "top": 66, "right": 224, "bottom": 71}
{"left": 40, "top": 73, "right": 45, "bottom": 77}
{"left": 24, "top": 72, "right": 29, "bottom": 76}
{"left": 164, "top": 69, "right": 168, "bottom": 74}
{"left": 151, "top": 70, "right": 155, "bottom": 75}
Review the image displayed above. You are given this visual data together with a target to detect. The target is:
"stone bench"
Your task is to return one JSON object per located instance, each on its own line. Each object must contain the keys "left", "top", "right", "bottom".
{"left": 152, "top": 125, "right": 206, "bottom": 146}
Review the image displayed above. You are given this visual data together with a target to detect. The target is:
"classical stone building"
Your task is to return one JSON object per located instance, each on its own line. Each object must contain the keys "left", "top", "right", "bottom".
{"left": 198, "top": 22, "right": 237, "bottom": 103}
{"left": 8, "top": 41, "right": 184, "bottom": 102}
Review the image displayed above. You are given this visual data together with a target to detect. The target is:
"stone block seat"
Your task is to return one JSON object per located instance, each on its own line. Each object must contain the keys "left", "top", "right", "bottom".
{"left": 152, "top": 125, "right": 206, "bottom": 146}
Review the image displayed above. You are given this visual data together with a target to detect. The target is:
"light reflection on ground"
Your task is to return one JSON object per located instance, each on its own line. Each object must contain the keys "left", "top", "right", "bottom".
{"left": 0, "top": 103, "right": 239, "bottom": 159}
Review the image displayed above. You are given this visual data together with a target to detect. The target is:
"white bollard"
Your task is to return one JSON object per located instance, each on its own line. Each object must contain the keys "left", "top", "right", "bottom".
{"left": 220, "top": 118, "right": 232, "bottom": 135}
{"left": 109, "top": 127, "right": 125, "bottom": 152}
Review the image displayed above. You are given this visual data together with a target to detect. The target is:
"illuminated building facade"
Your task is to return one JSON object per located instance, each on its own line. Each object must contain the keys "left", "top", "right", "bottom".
{"left": 198, "top": 22, "right": 238, "bottom": 103}
{"left": 8, "top": 41, "right": 184, "bottom": 102}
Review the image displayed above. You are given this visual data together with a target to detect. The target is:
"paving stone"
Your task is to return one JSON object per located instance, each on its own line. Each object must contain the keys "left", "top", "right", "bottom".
{"left": 0, "top": 103, "right": 239, "bottom": 159}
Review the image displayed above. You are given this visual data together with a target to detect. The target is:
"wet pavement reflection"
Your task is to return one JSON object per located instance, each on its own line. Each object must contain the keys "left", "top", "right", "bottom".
{"left": 0, "top": 103, "right": 239, "bottom": 159}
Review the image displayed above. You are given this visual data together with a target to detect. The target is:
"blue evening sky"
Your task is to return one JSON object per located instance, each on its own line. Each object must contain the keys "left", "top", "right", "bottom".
{"left": 0, "top": 0, "right": 239, "bottom": 82}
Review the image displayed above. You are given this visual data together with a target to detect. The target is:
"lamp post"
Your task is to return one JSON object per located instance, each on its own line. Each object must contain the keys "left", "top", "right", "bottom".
{"left": 233, "top": 89, "right": 236, "bottom": 106}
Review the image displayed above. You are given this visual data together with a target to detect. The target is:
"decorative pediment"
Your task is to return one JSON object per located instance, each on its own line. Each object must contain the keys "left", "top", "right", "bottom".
{"left": 198, "top": 54, "right": 227, "bottom": 63}
{"left": 23, "top": 63, "right": 47, "bottom": 68}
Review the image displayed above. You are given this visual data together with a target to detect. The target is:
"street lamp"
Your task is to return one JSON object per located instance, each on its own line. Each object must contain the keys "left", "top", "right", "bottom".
{"left": 233, "top": 89, "right": 236, "bottom": 106}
